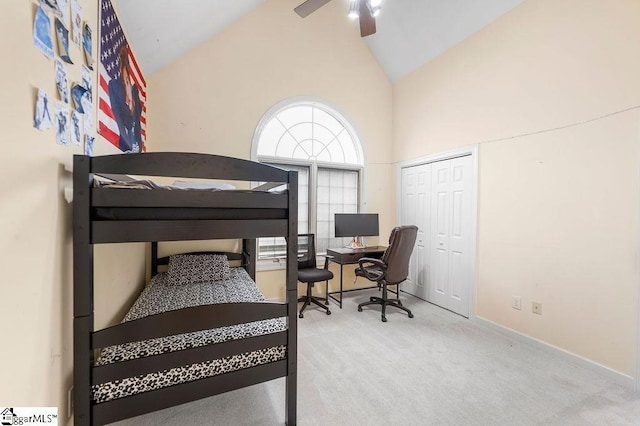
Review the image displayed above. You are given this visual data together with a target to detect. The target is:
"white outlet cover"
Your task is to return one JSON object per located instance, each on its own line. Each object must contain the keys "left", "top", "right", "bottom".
{"left": 512, "top": 297, "right": 521, "bottom": 310}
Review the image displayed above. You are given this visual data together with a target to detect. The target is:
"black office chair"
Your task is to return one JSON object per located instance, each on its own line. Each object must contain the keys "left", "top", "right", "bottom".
{"left": 298, "top": 234, "right": 333, "bottom": 318}
{"left": 356, "top": 225, "right": 418, "bottom": 322}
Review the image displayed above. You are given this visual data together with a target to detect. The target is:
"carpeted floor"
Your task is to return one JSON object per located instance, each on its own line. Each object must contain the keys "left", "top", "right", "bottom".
{"left": 114, "top": 290, "right": 640, "bottom": 425}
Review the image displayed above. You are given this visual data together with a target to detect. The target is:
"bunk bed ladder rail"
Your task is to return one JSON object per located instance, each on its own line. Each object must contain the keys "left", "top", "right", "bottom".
{"left": 285, "top": 170, "right": 298, "bottom": 425}
{"left": 73, "top": 155, "right": 94, "bottom": 426}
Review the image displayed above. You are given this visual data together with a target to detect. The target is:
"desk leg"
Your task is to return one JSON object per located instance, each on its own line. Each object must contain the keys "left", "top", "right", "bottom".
{"left": 339, "top": 263, "right": 343, "bottom": 309}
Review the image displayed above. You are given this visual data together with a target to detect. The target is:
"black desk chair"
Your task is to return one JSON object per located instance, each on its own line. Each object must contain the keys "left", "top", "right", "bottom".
{"left": 298, "top": 234, "right": 333, "bottom": 318}
{"left": 356, "top": 225, "right": 418, "bottom": 322}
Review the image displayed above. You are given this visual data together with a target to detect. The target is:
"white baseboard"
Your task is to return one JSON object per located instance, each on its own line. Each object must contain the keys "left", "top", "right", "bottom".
{"left": 472, "top": 315, "right": 635, "bottom": 389}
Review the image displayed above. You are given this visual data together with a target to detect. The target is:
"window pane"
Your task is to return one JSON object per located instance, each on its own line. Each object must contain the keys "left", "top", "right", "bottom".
{"left": 275, "top": 132, "right": 299, "bottom": 158}
{"left": 317, "top": 168, "right": 359, "bottom": 252}
{"left": 344, "top": 172, "right": 358, "bottom": 188}
{"left": 257, "top": 119, "right": 285, "bottom": 157}
{"left": 258, "top": 164, "right": 309, "bottom": 259}
{"left": 277, "top": 106, "right": 312, "bottom": 129}
{"left": 326, "top": 139, "right": 345, "bottom": 163}
{"left": 289, "top": 122, "right": 313, "bottom": 146}
{"left": 314, "top": 108, "right": 344, "bottom": 135}
{"left": 329, "top": 186, "right": 343, "bottom": 204}
{"left": 337, "top": 131, "right": 359, "bottom": 165}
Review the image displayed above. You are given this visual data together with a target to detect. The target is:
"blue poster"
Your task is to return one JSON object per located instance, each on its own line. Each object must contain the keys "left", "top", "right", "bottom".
{"left": 82, "top": 23, "right": 93, "bottom": 70}
{"left": 55, "top": 18, "right": 73, "bottom": 64}
{"left": 33, "top": 6, "right": 54, "bottom": 59}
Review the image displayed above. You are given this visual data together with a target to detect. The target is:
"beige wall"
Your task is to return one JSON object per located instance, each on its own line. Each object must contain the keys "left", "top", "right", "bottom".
{"left": 393, "top": 0, "right": 640, "bottom": 375}
{"left": 0, "top": 1, "right": 145, "bottom": 421}
{"left": 4, "top": 0, "right": 638, "bottom": 420}
{"left": 147, "top": 0, "right": 394, "bottom": 297}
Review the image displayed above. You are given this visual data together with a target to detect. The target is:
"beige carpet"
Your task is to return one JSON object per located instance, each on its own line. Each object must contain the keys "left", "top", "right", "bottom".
{"left": 114, "top": 290, "right": 640, "bottom": 425}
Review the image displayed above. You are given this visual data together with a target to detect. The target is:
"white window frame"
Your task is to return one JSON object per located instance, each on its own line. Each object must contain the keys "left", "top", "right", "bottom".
{"left": 251, "top": 97, "right": 366, "bottom": 270}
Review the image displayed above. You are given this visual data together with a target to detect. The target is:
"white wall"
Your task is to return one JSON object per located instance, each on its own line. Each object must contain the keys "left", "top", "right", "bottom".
{"left": 393, "top": 0, "right": 640, "bottom": 375}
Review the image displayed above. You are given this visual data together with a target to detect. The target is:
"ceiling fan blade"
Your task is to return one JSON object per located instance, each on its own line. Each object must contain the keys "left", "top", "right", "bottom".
{"left": 294, "top": 0, "right": 333, "bottom": 18}
{"left": 358, "top": 0, "right": 376, "bottom": 37}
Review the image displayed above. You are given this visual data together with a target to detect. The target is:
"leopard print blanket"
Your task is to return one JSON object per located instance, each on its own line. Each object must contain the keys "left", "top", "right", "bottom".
{"left": 91, "top": 268, "right": 287, "bottom": 403}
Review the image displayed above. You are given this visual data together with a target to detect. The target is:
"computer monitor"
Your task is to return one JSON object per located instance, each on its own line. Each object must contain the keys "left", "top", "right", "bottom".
{"left": 334, "top": 213, "right": 379, "bottom": 249}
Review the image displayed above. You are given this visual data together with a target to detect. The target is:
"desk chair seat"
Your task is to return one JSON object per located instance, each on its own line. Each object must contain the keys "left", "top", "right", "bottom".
{"left": 356, "top": 225, "right": 418, "bottom": 322}
{"left": 298, "top": 268, "right": 333, "bottom": 283}
{"left": 298, "top": 234, "right": 333, "bottom": 318}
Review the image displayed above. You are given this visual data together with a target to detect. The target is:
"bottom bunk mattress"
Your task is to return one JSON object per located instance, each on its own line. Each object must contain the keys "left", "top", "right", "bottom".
{"left": 92, "top": 267, "right": 287, "bottom": 404}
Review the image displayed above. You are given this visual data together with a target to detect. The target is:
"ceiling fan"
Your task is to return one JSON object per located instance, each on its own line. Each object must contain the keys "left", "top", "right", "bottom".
{"left": 294, "top": 0, "right": 382, "bottom": 37}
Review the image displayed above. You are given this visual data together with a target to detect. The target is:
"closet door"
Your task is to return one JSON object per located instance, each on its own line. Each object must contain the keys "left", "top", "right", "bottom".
{"left": 429, "top": 155, "right": 473, "bottom": 317}
{"left": 400, "top": 164, "right": 430, "bottom": 300}
{"left": 429, "top": 160, "right": 451, "bottom": 309}
{"left": 446, "top": 155, "right": 473, "bottom": 317}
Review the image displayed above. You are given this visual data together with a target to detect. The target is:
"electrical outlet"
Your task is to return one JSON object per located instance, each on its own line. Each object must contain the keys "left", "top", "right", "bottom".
{"left": 67, "top": 386, "right": 73, "bottom": 418}
{"left": 511, "top": 296, "right": 521, "bottom": 310}
{"left": 532, "top": 302, "right": 542, "bottom": 315}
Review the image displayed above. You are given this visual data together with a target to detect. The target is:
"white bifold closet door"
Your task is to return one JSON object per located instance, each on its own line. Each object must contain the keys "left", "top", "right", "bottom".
{"left": 401, "top": 163, "right": 430, "bottom": 300}
{"left": 401, "top": 155, "right": 473, "bottom": 317}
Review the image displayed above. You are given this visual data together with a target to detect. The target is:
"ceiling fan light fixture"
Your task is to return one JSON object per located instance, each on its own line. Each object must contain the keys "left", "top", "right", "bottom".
{"left": 364, "top": 0, "right": 382, "bottom": 18}
{"left": 348, "top": 0, "right": 359, "bottom": 19}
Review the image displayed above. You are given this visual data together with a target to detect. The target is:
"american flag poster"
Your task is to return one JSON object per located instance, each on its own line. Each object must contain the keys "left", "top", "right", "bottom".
{"left": 98, "top": 0, "right": 146, "bottom": 152}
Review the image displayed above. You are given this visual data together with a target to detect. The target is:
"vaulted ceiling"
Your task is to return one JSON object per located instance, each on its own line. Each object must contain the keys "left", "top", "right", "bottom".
{"left": 113, "top": 0, "right": 525, "bottom": 81}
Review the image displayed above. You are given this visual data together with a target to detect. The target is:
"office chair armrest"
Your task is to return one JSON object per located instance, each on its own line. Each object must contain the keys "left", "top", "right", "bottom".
{"left": 322, "top": 255, "right": 333, "bottom": 269}
{"left": 356, "top": 257, "right": 387, "bottom": 281}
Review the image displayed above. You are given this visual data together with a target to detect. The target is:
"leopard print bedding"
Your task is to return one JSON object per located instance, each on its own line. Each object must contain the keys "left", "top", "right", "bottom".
{"left": 167, "top": 253, "right": 231, "bottom": 285}
{"left": 91, "top": 268, "right": 287, "bottom": 403}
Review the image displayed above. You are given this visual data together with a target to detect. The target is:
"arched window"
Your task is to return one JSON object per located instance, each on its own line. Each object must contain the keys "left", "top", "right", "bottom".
{"left": 253, "top": 99, "right": 364, "bottom": 257}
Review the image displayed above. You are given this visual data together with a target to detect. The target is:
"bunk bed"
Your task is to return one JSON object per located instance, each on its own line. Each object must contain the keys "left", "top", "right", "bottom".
{"left": 73, "top": 152, "right": 298, "bottom": 425}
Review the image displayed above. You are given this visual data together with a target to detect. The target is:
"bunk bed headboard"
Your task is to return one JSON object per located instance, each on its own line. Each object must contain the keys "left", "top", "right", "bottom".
{"left": 89, "top": 152, "right": 290, "bottom": 182}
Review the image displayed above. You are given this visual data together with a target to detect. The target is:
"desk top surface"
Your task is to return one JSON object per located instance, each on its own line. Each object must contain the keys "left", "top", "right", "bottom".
{"left": 326, "top": 246, "right": 386, "bottom": 255}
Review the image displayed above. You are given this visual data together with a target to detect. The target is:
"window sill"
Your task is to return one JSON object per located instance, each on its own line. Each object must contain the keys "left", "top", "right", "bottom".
{"left": 257, "top": 256, "right": 328, "bottom": 272}
{"left": 256, "top": 258, "right": 286, "bottom": 272}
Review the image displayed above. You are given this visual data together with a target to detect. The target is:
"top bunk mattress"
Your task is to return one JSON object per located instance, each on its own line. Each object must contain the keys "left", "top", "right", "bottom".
{"left": 91, "top": 179, "right": 290, "bottom": 220}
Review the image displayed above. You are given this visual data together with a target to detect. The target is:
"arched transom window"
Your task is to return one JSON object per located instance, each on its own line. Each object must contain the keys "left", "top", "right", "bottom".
{"left": 257, "top": 104, "right": 363, "bottom": 165}
{"left": 254, "top": 100, "right": 365, "bottom": 257}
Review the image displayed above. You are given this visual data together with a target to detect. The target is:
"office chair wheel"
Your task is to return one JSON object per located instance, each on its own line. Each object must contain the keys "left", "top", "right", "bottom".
{"left": 357, "top": 306, "right": 363, "bottom": 312}
{"left": 326, "top": 310, "right": 331, "bottom": 315}
{"left": 381, "top": 316, "right": 387, "bottom": 322}
{"left": 408, "top": 313, "right": 414, "bottom": 318}
{"left": 299, "top": 313, "right": 304, "bottom": 319}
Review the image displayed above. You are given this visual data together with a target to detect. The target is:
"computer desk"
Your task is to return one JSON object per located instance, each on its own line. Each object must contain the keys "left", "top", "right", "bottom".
{"left": 326, "top": 246, "right": 387, "bottom": 309}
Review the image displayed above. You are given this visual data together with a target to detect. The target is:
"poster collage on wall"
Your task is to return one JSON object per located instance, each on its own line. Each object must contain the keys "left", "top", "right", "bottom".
{"left": 33, "top": 0, "right": 95, "bottom": 155}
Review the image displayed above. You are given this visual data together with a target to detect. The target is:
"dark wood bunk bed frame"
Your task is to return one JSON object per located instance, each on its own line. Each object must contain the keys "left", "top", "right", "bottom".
{"left": 73, "top": 152, "right": 298, "bottom": 425}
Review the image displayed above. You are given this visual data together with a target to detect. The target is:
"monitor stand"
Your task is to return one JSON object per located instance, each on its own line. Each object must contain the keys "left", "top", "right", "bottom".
{"left": 346, "top": 236, "right": 365, "bottom": 249}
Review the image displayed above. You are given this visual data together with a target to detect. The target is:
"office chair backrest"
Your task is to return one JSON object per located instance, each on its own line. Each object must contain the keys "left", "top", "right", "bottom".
{"left": 297, "top": 234, "right": 317, "bottom": 270}
{"left": 381, "top": 225, "right": 418, "bottom": 284}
